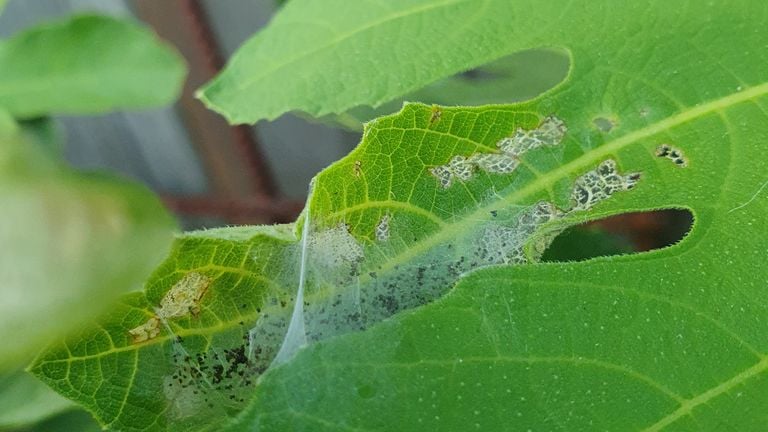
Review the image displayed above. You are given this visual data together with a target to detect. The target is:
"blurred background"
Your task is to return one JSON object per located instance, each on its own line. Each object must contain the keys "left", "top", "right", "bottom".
{"left": 1, "top": 0, "right": 361, "bottom": 229}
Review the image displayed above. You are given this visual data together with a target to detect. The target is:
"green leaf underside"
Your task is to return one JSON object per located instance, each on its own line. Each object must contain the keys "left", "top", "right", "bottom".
{"left": 0, "top": 14, "right": 185, "bottom": 118}
{"left": 34, "top": 1, "right": 768, "bottom": 432}
{"left": 0, "top": 130, "right": 176, "bottom": 369}
{"left": 326, "top": 48, "right": 571, "bottom": 131}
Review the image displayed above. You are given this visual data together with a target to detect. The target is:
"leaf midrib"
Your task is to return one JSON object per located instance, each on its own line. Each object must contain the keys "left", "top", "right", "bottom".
{"left": 643, "top": 356, "right": 768, "bottom": 431}
{"left": 33, "top": 311, "right": 261, "bottom": 364}
{"left": 494, "top": 274, "right": 768, "bottom": 429}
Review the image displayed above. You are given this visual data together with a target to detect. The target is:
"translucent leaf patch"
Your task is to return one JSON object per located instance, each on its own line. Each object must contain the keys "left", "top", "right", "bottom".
{"left": 430, "top": 116, "right": 566, "bottom": 188}
{"left": 129, "top": 272, "right": 211, "bottom": 344}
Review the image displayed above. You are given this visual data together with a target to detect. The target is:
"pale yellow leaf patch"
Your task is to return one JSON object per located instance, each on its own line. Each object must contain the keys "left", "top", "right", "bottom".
{"left": 129, "top": 272, "right": 211, "bottom": 344}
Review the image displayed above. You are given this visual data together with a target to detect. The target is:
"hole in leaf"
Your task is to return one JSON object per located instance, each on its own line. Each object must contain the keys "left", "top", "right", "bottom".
{"left": 541, "top": 209, "right": 693, "bottom": 262}
{"left": 331, "top": 48, "right": 571, "bottom": 131}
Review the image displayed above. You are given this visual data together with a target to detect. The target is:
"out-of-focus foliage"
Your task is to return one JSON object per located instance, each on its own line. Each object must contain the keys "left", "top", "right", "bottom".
{"left": 0, "top": 10, "right": 186, "bottom": 432}
{"left": 0, "top": 15, "right": 185, "bottom": 118}
{"left": 0, "top": 126, "right": 176, "bottom": 371}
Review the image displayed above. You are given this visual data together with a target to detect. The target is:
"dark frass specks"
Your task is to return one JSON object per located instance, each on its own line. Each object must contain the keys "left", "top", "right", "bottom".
{"left": 163, "top": 338, "right": 260, "bottom": 420}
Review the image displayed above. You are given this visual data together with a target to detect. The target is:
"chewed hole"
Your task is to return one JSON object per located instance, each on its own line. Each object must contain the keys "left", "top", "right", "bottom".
{"left": 542, "top": 209, "right": 693, "bottom": 262}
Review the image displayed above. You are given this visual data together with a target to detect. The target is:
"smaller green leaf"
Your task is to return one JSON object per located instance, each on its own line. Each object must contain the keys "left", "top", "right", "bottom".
{"left": 0, "top": 369, "right": 74, "bottom": 429}
{"left": 0, "top": 130, "right": 177, "bottom": 369}
{"left": 196, "top": 0, "right": 523, "bottom": 123}
{"left": 0, "top": 14, "right": 186, "bottom": 118}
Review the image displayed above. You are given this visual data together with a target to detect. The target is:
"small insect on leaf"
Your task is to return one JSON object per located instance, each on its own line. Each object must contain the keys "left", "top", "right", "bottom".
{"left": 429, "top": 104, "right": 442, "bottom": 125}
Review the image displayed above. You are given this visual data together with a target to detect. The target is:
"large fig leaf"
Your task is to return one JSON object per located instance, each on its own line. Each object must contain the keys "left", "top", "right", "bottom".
{"left": 0, "top": 14, "right": 185, "bottom": 118}
{"left": 33, "top": 1, "right": 768, "bottom": 431}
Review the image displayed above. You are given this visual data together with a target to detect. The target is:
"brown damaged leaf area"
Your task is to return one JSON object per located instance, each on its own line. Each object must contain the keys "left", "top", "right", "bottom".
{"left": 129, "top": 272, "right": 211, "bottom": 344}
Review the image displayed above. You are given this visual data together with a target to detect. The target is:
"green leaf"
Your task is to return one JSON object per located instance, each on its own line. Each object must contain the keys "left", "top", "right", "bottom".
{"left": 0, "top": 369, "right": 74, "bottom": 429}
{"left": 228, "top": 90, "right": 768, "bottom": 431}
{"left": 199, "top": 0, "right": 502, "bottom": 122}
{"left": 196, "top": 0, "right": 575, "bottom": 123}
{"left": 0, "top": 130, "right": 177, "bottom": 370}
{"left": 15, "top": 117, "right": 63, "bottom": 160}
{"left": 221, "top": 1, "right": 768, "bottom": 426}
{"left": 35, "top": 1, "right": 768, "bottom": 431}
{"left": 0, "top": 14, "right": 186, "bottom": 118}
